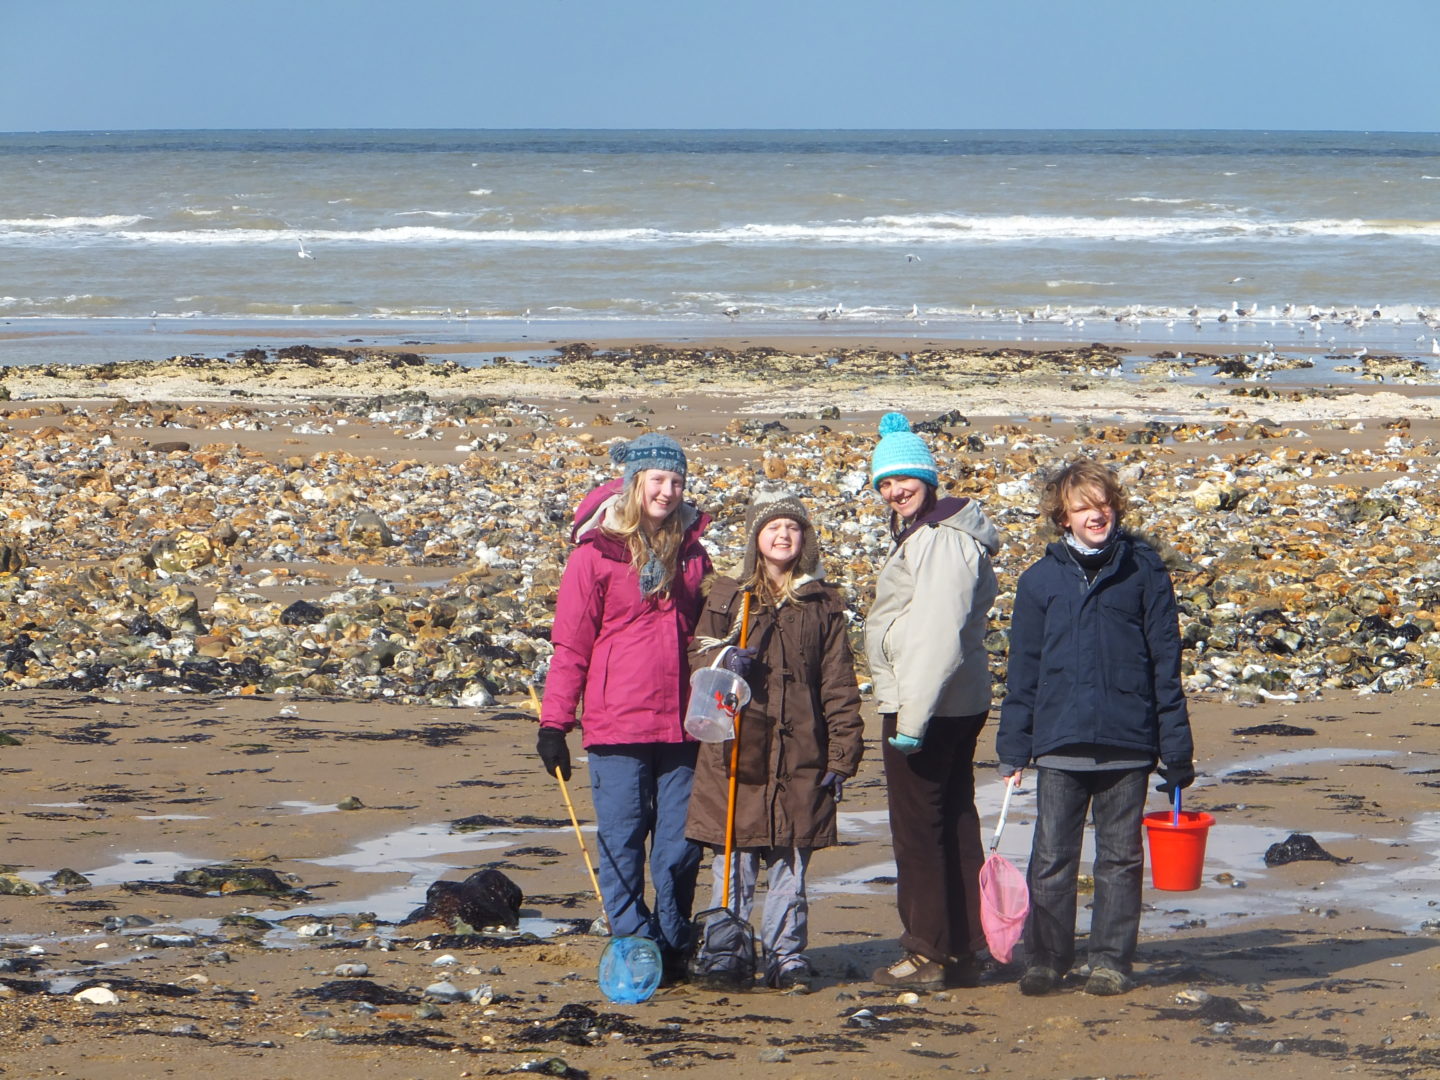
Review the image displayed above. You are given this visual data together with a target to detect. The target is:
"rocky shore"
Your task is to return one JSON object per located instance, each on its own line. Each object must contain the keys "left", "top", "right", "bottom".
{"left": 0, "top": 342, "right": 1436, "bottom": 708}
{"left": 4, "top": 340, "right": 1440, "bottom": 1079}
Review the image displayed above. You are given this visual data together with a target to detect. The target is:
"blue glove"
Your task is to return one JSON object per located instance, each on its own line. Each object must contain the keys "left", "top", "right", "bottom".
{"left": 820, "top": 770, "right": 845, "bottom": 801}
{"left": 721, "top": 646, "right": 757, "bottom": 679}
{"left": 887, "top": 733, "right": 923, "bottom": 755}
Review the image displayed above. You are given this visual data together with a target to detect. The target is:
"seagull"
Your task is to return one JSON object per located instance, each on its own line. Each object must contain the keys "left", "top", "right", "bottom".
{"left": 296, "top": 237, "right": 315, "bottom": 260}
{"left": 1432, "top": 337, "right": 1440, "bottom": 356}
{"left": 905, "top": 253, "right": 921, "bottom": 263}
{"left": 722, "top": 306, "right": 740, "bottom": 320}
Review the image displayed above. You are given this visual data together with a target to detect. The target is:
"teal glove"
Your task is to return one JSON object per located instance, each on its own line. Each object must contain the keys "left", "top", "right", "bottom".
{"left": 887, "top": 733, "right": 922, "bottom": 755}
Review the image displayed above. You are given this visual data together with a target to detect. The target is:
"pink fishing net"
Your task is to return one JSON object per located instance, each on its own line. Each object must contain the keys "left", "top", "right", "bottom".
{"left": 978, "top": 852, "right": 1028, "bottom": 963}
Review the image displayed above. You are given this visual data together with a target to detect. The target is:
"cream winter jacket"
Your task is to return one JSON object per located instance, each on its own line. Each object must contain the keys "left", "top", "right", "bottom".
{"left": 865, "top": 496, "right": 1001, "bottom": 741}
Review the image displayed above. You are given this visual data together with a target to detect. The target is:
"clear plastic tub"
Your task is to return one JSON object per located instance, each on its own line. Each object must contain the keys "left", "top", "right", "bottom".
{"left": 684, "top": 666, "right": 750, "bottom": 742}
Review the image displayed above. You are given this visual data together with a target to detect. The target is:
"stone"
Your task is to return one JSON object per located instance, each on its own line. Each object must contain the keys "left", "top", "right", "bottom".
{"left": 346, "top": 508, "right": 396, "bottom": 548}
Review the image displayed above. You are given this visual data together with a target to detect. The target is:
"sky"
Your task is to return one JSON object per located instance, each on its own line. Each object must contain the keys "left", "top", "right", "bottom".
{"left": 3, "top": 0, "right": 1437, "bottom": 133}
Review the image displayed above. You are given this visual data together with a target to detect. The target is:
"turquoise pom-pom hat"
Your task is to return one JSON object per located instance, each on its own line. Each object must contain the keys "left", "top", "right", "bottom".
{"left": 870, "top": 412, "right": 938, "bottom": 491}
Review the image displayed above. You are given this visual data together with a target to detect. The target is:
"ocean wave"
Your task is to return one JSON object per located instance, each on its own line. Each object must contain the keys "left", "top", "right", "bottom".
{"left": 0, "top": 214, "right": 147, "bottom": 229}
{"left": 0, "top": 293, "right": 127, "bottom": 313}
{"left": 3, "top": 213, "right": 1437, "bottom": 248}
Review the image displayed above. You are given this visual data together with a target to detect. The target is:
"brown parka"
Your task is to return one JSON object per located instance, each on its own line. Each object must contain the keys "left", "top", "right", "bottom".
{"left": 684, "top": 575, "right": 864, "bottom": 851}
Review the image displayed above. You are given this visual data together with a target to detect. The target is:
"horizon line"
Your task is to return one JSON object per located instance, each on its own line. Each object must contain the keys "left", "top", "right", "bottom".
{"left": 2, "top": 125, "right": 1436, "bottom": 137}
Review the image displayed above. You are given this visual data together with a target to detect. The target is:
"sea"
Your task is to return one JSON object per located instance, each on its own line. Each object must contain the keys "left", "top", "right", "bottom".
{"left": 2, "top": 128, "right": 1438, "bottom": 367}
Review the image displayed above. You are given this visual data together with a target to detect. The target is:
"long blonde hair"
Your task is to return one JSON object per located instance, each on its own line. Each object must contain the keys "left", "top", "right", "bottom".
{"left": 740, "top": 560, "right": 806, "bottom": 609}
{"left": 604, "top": 470, "right": 686, "bottom": 596}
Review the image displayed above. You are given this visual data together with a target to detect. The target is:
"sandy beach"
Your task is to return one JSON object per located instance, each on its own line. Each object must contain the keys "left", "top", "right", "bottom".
{"left": 4, "top": 338, "right": 1440, "bottom": 1079}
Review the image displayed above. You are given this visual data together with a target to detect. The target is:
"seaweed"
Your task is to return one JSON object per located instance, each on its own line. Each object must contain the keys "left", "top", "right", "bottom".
{"left": 1263, "top": 833, "right": 1351, "bottom": 866}
{"left": 295, "top": 979, "right": 420, "bottom": 1005}
{"left": 1232, "top": 723, "right": 1316, "bottom": 736}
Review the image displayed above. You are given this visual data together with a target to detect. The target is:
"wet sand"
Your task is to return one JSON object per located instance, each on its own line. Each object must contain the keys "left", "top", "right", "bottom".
{"left": 5, "top": 689, "right": 1440, "bottom": 1079}
{"left": 3, "top": 339, "right": 1440, "bottom": 1078}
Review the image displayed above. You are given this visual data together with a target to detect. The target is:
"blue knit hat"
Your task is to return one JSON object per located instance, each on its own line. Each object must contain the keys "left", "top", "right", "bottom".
{"left": 610, "top": 432, "right": 688, "bottom": 488}
{"left": 870, "top": 412, "right": 937, "bottom": 490}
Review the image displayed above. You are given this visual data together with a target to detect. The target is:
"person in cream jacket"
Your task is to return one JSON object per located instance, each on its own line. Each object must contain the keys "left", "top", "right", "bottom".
{"left": 864, "top": 412, "right": 1001, "bottom": 991}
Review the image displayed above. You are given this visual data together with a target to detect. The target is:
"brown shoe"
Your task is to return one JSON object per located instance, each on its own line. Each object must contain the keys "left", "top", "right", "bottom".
{"left": 872, "top": 953, "right": 945, "bottom": 990}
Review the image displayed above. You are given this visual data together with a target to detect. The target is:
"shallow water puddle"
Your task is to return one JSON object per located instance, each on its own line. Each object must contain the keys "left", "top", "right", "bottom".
{"left": 17, "top": 849, "right": 216, "bottom": 889}
{"left": 818, "top": 747, "right": 1440, "bottom": 934}
{"left": 20, "top": 744, "right": 1440, "bottom": 947}
{"left": 274, "top": 800, "right": 343, "bottom": 815}
{"left": 1214, "top": 746, "right": 1403, "bottom": 777}
{"left": 281, "top": 821, "right": 575, "bottom": 925}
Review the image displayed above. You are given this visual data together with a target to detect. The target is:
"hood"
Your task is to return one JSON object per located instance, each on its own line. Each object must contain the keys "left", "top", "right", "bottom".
{"left": 570, "top": 477, "right": 707, "bottom": 554}
{"left": 896, "top": 496, "right": 1001, "bottom": 555}
{"left": 693, "top": 571, "right": 829, "bottom": 652}
{"left": 570, "top": 477, "right": 624, "bottom": 543}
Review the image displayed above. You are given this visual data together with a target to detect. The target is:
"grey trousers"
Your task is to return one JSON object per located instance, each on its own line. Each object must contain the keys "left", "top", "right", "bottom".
{"left": 708, "top": 846, "right": 814, "bottom": 983}
{"left": 1024, "top": 765, "right": 1148, "bottom": 977}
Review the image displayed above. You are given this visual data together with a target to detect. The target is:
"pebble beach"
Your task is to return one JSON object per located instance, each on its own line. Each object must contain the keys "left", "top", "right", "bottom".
{"left": 4, "top": 336, "right": 1440, "bottom": 1079}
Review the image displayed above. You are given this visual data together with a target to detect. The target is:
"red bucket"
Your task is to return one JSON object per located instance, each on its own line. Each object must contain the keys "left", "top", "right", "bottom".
{"left": 1142, "top": 810, "right": 1214, "bottom": 891}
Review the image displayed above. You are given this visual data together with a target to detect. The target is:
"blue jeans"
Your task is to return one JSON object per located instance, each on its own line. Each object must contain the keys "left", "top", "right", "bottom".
{"left": 1024, "top": 766, "right": 1147, "bottom": 976}
{"left": 589, "top": 742, "right": 702, "bottom": 958}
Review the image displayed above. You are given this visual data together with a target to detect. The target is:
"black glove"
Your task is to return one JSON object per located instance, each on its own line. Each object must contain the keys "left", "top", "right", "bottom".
{"left": 1155, "top": 759, "right": 1195, "bottom": 795}
{"left": 537, "top": 727, "right": 572, "bottom": 781}
{"left": 722, "top": 646, "right": 757, "bottom": 679}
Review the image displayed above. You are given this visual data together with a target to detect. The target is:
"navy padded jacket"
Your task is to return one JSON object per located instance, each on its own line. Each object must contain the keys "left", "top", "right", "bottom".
{"left": 997, "top": 533, "right": 1192, "bottom": 768}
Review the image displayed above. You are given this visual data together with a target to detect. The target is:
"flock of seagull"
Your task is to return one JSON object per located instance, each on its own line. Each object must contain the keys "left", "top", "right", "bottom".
{"left": 280, "top": 236, "right": 1438, "bottom": 359}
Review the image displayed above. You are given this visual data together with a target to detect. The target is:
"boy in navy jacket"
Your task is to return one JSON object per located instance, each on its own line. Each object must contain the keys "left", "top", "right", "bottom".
{"left": 997, "top": 458, "right": 1193, "bottom": 997}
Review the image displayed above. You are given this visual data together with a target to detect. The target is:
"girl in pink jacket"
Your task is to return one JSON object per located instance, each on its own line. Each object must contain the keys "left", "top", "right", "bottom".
{"left": 539, "top": 433, "right": 712, "bottom": 980}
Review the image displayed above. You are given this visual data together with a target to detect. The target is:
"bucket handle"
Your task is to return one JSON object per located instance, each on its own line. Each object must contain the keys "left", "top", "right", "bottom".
{"left": 1172, "top": 785, "right": 1181, "bottom": 827}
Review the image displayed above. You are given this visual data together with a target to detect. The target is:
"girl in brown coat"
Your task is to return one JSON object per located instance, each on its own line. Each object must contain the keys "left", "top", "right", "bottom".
{"left": 685, "top": 491, "right": 864, "bottom": 989}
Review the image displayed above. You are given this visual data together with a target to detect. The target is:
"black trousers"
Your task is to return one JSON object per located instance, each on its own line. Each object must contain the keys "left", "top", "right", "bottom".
{"left": 881, "top": 712, "right": 988, "bottom": 964}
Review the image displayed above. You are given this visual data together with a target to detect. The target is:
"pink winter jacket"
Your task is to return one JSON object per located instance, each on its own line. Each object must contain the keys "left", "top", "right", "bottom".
{"left": 540, "top": 479, "right": 713, "bottom": 746}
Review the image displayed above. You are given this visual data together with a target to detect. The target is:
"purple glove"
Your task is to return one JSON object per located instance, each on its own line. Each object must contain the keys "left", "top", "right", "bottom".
{"left": 821, "top": 771, "right": 844, "bottom": 802}
{"left": 722, "top": 646, "right": 757, "bottom": 679}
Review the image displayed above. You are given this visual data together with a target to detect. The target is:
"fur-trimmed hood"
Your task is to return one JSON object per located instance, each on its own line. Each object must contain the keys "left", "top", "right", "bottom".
{"left": 569, "top": 476, "right": 706, "bottom": 560}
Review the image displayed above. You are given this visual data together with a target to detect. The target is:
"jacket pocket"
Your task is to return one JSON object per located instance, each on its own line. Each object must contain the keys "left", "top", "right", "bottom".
{"left": 587, "top": 640, "right": 614, "bottom": 717}
{"left": 1111, "top": 660, "right": 1155, "bottom": 707}
{"left": 880, "top": 619, "right": 898, "bottom": 664}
